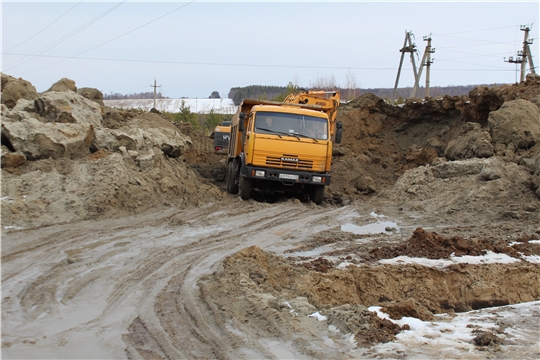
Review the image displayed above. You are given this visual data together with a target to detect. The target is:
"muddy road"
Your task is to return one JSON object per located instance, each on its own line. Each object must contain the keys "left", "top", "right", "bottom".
{"left": 2, "top": 198, "right": 539, "bottom": 359}
{"left": 2, "top": 200, "right": 352, "bottom": 358}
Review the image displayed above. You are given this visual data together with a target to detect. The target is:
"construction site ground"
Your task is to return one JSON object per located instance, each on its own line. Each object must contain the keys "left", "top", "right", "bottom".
{"left": 1, "top": 73, "right": 540, "bottom": 359}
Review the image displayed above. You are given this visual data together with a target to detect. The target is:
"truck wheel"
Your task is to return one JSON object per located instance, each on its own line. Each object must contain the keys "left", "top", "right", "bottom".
{"left": 311, "top": 185, "right": 324, "bottom": 205}
{"left": 226, "top": 161, "right": 238, "bottom": 194}
{"left": 239, "top": 176, "right": 252, "bottom": 200}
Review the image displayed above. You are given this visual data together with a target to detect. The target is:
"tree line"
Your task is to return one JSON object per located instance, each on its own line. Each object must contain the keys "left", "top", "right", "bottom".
{"left": 228, "top": 83, "right": 505, "bottom": 105}
{"left": 104, "top": 92, "right": 169, "bottom": 100}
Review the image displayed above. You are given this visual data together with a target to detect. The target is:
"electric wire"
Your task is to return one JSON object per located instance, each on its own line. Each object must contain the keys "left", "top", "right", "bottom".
{"left": 3, "top": 14, "right": 535, "bottom": 96}
{"left": 14, "top": 1, "right": 196, "bottom": 76}
{"left": 5, "top": 52, "right": 400, "bottom": 71}
{"left": 5, "top": 1, "right": 127, "bottom": 72}
{"left": 5, "top": 1, "right": 83, "bottom": 53}
{"left": 433, "top": 24, "right": 522, "bottom": 36}
{"left": 3, "top": 3, "right": 21, "bottom": 18}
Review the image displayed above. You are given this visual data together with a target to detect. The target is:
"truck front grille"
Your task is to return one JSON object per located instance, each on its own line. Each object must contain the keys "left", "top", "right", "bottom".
{"left": 265, "top": 155, "right": 313, "bottom": 169}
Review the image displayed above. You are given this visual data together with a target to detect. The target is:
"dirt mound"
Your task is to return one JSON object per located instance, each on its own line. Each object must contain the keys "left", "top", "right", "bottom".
{"left": 386, "top": 156, "right": 539, "bottom": 223}
{"left": 205, "top": 242, "right": 540, "bottom": 351}
{"left": 1, "top": 75, "right": 227, "bottom": 228}
{"left": 205, "top": 246, "right": 410, "bottom": 345}
{"left": 366, "top": 227, "right": 540, "bottom": 261}
{"left": 216, "top": 242, "right": 540, "bottom": 312}
{"left": 381, "top": 298, "right": 434, "bottom": 321}
{"left": 1, "top": 73, "right": 39, "bottom": 109}
{"left": 45, "top": 77, "right": 77, "bottom": 93}
{"left": 329, "top": 75, "right": 540, "bottom": 204}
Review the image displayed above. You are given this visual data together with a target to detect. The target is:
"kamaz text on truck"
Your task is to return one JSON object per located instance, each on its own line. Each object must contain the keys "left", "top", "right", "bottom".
{"left": 225, "top": 91, "right": 341, "bottom": 204}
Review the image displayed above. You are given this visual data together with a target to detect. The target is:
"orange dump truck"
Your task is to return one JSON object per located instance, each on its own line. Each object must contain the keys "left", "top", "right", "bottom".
{"left": 209, "top": 121, "right": 231, "bottom": 155}
{"left": 225, "top": 91, "right": 341, "bottom": 204}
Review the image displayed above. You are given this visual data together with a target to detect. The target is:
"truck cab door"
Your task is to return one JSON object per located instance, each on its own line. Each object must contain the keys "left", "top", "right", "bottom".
{"left": 243, "top": 114, "right": 256, "bottom": 165}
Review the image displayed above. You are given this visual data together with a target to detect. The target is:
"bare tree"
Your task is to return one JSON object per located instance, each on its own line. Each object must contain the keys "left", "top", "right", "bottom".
{"left": 345, "top": 69, "right": 358, "bottom": 100}
{"left": 310, "top": 74, "right": 337, "bottom": 90}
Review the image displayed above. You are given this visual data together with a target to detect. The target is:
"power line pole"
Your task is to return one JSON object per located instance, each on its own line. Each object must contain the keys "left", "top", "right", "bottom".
{"left": 392, "top": 30, "right": 419, "bottom": 104}
{"left": 505, "top": 25, "right": 536, "bottom": 82}
{"left": 150, "top": 78, "right": 161, "bottom": 109}
{"left": 412, "top": 35, "right": 436, "bottom": 98}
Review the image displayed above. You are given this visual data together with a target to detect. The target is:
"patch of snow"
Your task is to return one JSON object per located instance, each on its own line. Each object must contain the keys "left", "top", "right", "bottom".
{"left": 341, "top": 221, "right": 399, "bottom": 235}
{"left": 308, "top": 312, "right": 327, "bottom": 321}
{"left": 328, "top": 325, "right": 340, "bottom": 334}
{"left": 379, "top": 250, "right": 521, "bottom": 268}
{"left": 521, "top": 254, "right": 540, "bottom": 263}
{"left": 284, "top": 301, "right": 292, "bottom": 309}
{"left": 366, "top": 301, "right": 540, "bottom": 359}
{"left": 336, "top": 261, "right": 355, "bottom": 269}
{"left": 104, "top": 98, "right": 238, "bottom": 114}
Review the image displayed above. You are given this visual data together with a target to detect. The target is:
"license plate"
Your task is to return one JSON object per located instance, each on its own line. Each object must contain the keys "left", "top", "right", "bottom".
{"left": 279, "top": 174, "right": 298, "bottom": 180}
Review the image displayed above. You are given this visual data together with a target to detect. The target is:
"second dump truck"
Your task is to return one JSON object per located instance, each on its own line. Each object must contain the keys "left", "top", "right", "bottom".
{"left": 225, "top": 90, "right": 341, "bottom": 204}
{"left": 210, "top": 121, "right": 231, "bottom": 155}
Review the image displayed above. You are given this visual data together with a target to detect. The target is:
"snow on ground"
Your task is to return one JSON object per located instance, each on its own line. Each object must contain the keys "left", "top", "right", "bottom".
{"left": 104, "top": 98, "right": 238, "bottom": 114}
{"left": 379, "top": 250, "right": 540, "bottom": 267}
{"left": 367, "top": 300, "right": 540, "bottom": 359}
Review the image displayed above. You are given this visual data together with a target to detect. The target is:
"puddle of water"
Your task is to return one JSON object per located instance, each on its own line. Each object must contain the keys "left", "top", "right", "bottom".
{"left": 287, "top": 249, "right": 326, "bottom": 257}
{"left": 113, "top": 241, "right": 131, "bottom": 247}
{"left": 341, "top": 221, "right": 399, "bottom": 235}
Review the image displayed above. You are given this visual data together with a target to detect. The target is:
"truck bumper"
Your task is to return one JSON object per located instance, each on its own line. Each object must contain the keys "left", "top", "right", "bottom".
{"left": 244, "top": 165, "right": 331, "bottom": 186}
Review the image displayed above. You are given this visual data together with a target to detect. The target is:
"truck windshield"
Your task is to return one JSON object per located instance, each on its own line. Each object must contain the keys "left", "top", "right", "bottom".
{"left": 254, "top": 111, "right": 328, "bottom": 140}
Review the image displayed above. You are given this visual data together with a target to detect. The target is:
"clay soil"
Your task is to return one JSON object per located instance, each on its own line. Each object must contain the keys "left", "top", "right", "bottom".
{"left": 2, "top": 77, "right": 540, "bottom": 359}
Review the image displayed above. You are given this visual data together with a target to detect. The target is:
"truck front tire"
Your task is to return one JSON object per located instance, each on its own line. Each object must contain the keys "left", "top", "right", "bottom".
{"left": 311, "top": 185, "right": 324, "bottom": 205}
{"left": 239, "top": 176, "right": 252, "bottom": 200}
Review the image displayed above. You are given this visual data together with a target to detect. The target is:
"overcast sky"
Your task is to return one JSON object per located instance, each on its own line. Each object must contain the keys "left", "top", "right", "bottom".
{"left": 2, "top": 1, "right": 539, "bottom": 99}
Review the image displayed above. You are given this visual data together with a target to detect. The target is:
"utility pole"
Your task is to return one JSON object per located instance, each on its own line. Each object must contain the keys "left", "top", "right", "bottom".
{"left": 150, "top": 79, "right": 161, "bottom": 109}
{"left": 412, "top": 35, "right": 436, "bottom": 98}
{"left": 505, "top": 25, "right": 536, "bottom": 82}
{"left": 392, "top": 30, "right": 419, "bottom": 104}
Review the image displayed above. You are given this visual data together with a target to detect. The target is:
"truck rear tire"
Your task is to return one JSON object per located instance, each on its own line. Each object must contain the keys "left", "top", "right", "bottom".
{"left": 311, "top": 185, "right": 324, "bottom": 205}
{"left": 239, "top": 176, "right": 252, "bottom": 200}
{"left": 226, "top": 161, "right": 238, "bottom": 194}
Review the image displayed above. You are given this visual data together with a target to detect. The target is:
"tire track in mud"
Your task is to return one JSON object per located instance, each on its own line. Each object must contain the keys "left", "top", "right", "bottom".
{"left": 1, "top": 201, "right": 347, "bottom": 359}
{"left": 122, "top": 204, "right": 340, "bottom": 359}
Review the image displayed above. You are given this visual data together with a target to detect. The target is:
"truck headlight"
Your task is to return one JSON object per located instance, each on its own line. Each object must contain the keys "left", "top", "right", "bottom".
{"left": 312, "top": 176, "right": 322, "bottom": 183}
{"left": 255, "top": 170, "right": 265, "bottom": 177}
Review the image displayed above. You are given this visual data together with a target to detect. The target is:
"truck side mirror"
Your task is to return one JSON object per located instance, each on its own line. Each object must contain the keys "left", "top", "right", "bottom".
{"left": 239, "top": 112, "right": 246, "bottom": 132}
{"left": 335, "top": 122, "right": 343, "bottom": 144}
